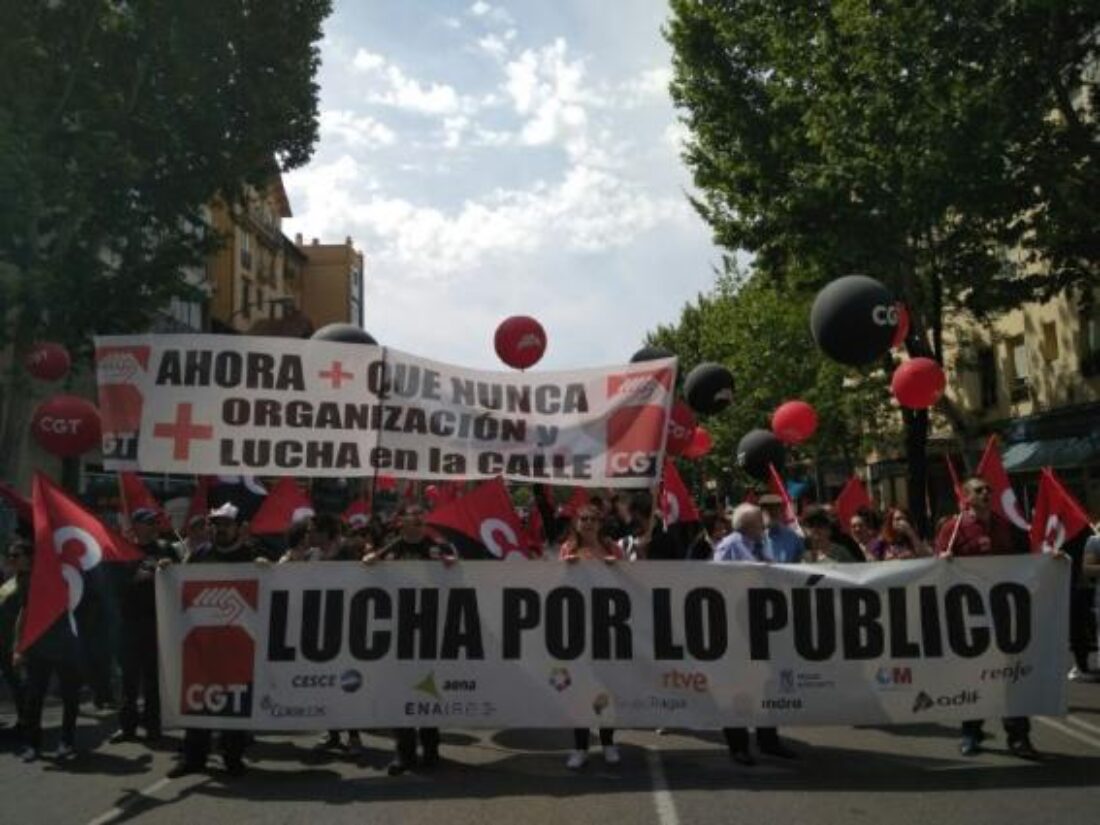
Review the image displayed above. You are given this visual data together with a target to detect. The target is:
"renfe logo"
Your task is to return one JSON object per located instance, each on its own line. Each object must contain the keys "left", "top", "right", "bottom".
{"left": 606, "top": 405, "right": 666, "bottom": 478}
{"left": 606, "top": 367, "right": 674, "bottom": 404}
{"left": 181, "top": 580, "right": 259, "bottom": 718}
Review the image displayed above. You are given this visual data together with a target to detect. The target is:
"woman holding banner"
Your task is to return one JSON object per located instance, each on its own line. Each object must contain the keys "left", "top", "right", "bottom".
{"left": 560, "top": 503, "right": 623, "bottom": 769}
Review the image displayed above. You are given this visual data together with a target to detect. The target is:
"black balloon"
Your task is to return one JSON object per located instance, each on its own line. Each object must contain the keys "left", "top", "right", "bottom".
{"left": 683, "top": 362, "right": 735, "bottom": 416}
{"left": 810, "top": 275, "right": 898, "bottom": 366}
{"left": 311, "top": 323, "right": 377, "bottom": 345}
{"left": 736, "top": 428, "right": 786, "bottom": 481}
{"left": 631, "top": 345, "right": 674, "bottom": 363}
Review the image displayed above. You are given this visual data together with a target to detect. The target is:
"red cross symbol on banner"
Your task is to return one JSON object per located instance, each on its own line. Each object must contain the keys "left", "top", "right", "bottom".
{"left": 153, "top": 402, "right": 214, "bottom": 460}
{"left": 319, "top": 361, "right": 354, "bottom": 389}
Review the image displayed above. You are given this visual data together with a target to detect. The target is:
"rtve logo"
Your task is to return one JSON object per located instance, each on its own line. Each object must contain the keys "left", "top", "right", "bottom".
{"left": 180, "top": 580, "right": 259, "bottom": 718}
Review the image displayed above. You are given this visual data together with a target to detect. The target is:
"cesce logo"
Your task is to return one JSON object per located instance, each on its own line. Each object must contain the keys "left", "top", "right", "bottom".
{"left": 181, "top": 580, "right": 258, "bottom": 718}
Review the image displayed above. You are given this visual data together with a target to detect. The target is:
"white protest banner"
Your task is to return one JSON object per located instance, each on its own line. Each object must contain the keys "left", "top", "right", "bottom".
{"left": 156, "top": 556, "right": 1068, "bottom": 730}
{"left": 93, "top": 335, "right": 675, "bottom": 487}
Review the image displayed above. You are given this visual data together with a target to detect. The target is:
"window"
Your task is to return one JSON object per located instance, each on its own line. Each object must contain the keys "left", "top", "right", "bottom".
{"left": 240, "top": 279, "right": 252, "bottom": 320}
{"left": 978, "top": 347, "right": 997, "bottom": 409}
{"left": 1082, "top": 302, "right": 1100, "bottom": 377}
{"left": 1008, "top": 337, "right": 1029, "bottom": 401}
{"left": 1041, "top": 321, "right": 1059, "bottom": 361}
{"left": 240, "top": 231, "right": 252, "bottom": 271}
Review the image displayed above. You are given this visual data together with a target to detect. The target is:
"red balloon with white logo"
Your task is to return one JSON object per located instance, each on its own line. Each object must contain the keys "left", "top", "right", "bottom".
{"left": 891, "top": 357, "right": 946, "bottom": 409}
{"left": 24, "top": 342, "right": 71, "bottom": 382}
{"left": 666, "top": 400, "right": 698, "bottom": 456}
{"left": 681, "top": 425, "right": 713, "bottom": 460}
{"left": 30, "top": 395, "right": 102, "bottom": 457}
{"left": 494, "top": 316, "right": 547, "bottom": 370}
{"left": 771, "top": 400, "right": 819, "bottom": 445}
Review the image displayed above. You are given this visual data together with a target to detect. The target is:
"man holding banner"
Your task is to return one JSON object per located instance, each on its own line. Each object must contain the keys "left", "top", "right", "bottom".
{"left": 936, "top": 477, "right": 1037, "bottom": 759}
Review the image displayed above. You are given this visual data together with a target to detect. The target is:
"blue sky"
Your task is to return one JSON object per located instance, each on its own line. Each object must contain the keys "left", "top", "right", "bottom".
{"left": 283, "top": 0, "right": 720, "bottom": 370}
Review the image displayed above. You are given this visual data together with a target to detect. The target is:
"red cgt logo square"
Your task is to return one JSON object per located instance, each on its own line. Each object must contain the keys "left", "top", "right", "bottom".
{"left": 606, "top": 405, "right": 666, "bottom": 478}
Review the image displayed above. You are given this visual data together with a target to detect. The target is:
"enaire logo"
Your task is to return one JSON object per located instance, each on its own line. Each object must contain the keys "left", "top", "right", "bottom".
{"left": 180, "top": 580, "right": 259, "bottom": 718}
{"left": 606, "top": 405, "right": 665, "bottom": 478}
{"left": 606, "top": 367, "right": 674, "bottom": 405}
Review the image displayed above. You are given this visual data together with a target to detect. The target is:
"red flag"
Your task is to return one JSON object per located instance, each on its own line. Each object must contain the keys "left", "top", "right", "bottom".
{"left": 742, "top": 489, "right": 758, "bottom": 505}
{"left": 186, "top": 476, "right": 211, "bottom": 524}
{"left": 343, "top": 494, "right": 372, "bottom": 530}
{"left": 660, "top": 460, "right": 700, "bottom": 526}
{"left": 0, "top": 480, "right": 32, "bottom": 523}
{"left": 249, "top": 478, "right": 314, "bottom": 535}
{"left": 767, "top": 463, "right": 799, "bottom": 526}
{"left": 118, "top": 472, "right": 172, "bottom": 530}
{"left": 375, "top": 475, "right": 397, "bottom": 493}
{"left": 20, "top": 473, "right": 142, "bottom": 652}
{"left": 426, "top": 477, "right": 533, "bottom": 559}
{"left": 1029, "top": 468, "right": 1092, "bottom": 554}
{"left": 402, "top": 480, "right": 419, "bottom": 502}
{"left": 944, "top": 454, "right": 966, "bottom": 509}
{"left": 560, "top": 487, "right": 590, "bottom": 519}
{"left": 835, "top": 477, "right": 872, "bottom": 535}
{"left": 436, "top": 482, "right": 461, "bottom": 506}
{"left": 976, "top": 435, "right": 1030, "bottom": 531}
{"left": 525, "top": 500, "right": 545, "bottom": 552}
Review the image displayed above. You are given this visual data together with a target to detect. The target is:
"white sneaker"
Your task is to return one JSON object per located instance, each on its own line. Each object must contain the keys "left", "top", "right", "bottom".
{"left": 566, "top": 750, "right": 588, "bottom": 770}
{"left": 18, "top": 746, "right": 39, "bottom": 762}
{"left": 55, "top": 743, "right": 76, "bottom": 760}
{"left": 1069, "top": 666, "right": 1100, "bottom": 683}
{"left": 603, "top": 744, "right": 621, "bottom": 765}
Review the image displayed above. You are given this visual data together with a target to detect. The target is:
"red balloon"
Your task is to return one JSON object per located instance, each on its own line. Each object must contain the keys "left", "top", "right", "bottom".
{"left": 891, "top": 304, "right": 910, "bottom": 349}
{"left": 771, "top": 400, "right": 819, "bottom": 445}
{"left": 494, "top": 316, "right": 547, "bottom": 369}
{"left": 30, "top": 395, "right": 102, "bottom": 457}
{"left": 24, "top": 342, "right": 71, "bottom": 382}
{"left": 665, "top": 400, "right": 698, "bottom": 456}
{"left": 682, "top": 426, "right": 713, "bottom": 460}
{"left": 891, "top": 357, "right": 946, "bottom": 409}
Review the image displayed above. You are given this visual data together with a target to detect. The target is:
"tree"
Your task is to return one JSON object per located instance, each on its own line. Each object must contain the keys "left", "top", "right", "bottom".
{"left": 0, "top": 0, "right": 332, "bottom": 479}
{"left": 647, "top": 266, "right": 891, "bottom": 501}
{"left": 665, "top": 0, "right": 1099, "bottom": 530}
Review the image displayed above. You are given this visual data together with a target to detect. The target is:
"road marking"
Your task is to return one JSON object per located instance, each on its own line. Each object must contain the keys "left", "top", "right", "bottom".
{"left": 1037, "top": 716, "right": 1100, "bottom": 752}
{"left": 84, "top": 776, "right": 187, "bottom": 825}
{"left": 645, "top": 747, "right": 681, "bottom": 825}
{"left": 1064, "top": 714, "right": 1100, "bottom": 738}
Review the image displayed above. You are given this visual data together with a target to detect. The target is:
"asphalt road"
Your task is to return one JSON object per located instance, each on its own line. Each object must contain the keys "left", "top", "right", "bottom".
{"left": 3, "top": 684, "right": 1100, "bottom": 825}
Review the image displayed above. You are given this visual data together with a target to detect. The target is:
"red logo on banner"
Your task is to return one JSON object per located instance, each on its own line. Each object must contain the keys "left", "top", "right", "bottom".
{"left": 180, "top": 580, "right": 258, "bottom": 718}
{"left": 606, "top": 405, "right": 666, "bottom": 478}
{"left": 95, "top": 345, "right": 150, "bottom": 445}
{"left": 606, "top": 367, "right": 674, "bottom": 404}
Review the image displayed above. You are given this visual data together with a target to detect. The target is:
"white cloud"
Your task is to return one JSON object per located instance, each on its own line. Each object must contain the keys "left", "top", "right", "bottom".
{"left": 469, "top": 1, "right": 491, "bottom": 16}
{"left": 468, "top": 1, "right": 512, "bottom": 26}
{"left": 663, "top": 120, "right": 690, "bottom": 152}
{"left": 318, "top": 110, "right": 396, "bottom": 149}
{"left": 477, "top": 33, "right": 509, "bottom": 61}
{"left": 618, "top": 65, "right": 673, "bottom": 106}
{"left": 442, "top": 115, "right": 470, "bottom": 149}
{"left": 350, "top": 48, "right": 469, "bottom": 116}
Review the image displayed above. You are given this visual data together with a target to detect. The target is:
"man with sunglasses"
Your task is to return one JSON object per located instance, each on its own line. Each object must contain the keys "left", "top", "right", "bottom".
{"left": 936, "top": 476, "right": 1036, "bottom": 759}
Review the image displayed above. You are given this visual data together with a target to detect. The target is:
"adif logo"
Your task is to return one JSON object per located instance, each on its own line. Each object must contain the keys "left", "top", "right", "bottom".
{"left": 912, "top": 689, "right": 979, "bottom": 713}
{"left": 871, "top": 305, "right": 900, "bottom": 327}
{"left": 607, "top": 367, "right": 674, "bottom": 404}
{"left": 516, "top": 333, "right": 543, "bottom": 351}
{"left": 181, "top": 580, "right": 259, "bottom": 718}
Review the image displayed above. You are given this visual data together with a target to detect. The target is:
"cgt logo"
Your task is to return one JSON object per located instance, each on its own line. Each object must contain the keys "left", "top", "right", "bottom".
{"left": 180, "top": 580, "right": 258, "bottom": 718}
{"left": 912, "top": 690, "right": 979, "bottom": 713}
{"left": 605, "top": 405, "right": 665, "bottom": 479}
{"left": 606, "top": 367, "right": 674, "bottom": 404}
{"left": 871, "top": 305, "right": 900, "bottom": 327}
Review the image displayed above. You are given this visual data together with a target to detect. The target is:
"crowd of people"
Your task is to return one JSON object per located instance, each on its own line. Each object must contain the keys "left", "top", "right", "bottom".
{"left": 1, "top": 475, "right": 1097, "bottom": 777}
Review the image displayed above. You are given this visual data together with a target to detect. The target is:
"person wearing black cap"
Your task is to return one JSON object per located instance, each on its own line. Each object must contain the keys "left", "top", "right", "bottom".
{"left": 168, "top": 503, "right": 264, "bottom": 778}
{"left": 111, "top": 508, "right": 175, "bottom": 744}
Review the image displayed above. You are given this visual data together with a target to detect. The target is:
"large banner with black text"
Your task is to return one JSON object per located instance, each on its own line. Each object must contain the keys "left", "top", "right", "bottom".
{"left": 94, "top": 334, "right": 674, "bottom": 486}
{"left": 156, "top": 556, "right": 1069, "bottom": 730}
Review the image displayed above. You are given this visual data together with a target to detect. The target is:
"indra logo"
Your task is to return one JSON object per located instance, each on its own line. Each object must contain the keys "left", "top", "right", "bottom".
{"left": 912, "top": 690, "right": 979, "bottom": 713}
{"left": 548, "top": 667, "right": 572, "bottom": 692}
{"left": 180, "top": 580, "right": 259, "bottom": 718}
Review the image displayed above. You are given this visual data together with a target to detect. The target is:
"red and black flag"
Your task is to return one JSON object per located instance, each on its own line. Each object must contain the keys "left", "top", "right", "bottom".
{"left": 426, "top": 477, "right": 535, "bottom": 559}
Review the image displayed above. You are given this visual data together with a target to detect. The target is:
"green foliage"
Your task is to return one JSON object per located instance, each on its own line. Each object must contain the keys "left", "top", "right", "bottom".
{"left": 665, "top": 0, "right": 1099, "bottom": 344}
{"left": 0, "top": 0, "right": 332, "bottom": 355}
{"left": 648, "top": 266, "right": 891, "bottom": 488}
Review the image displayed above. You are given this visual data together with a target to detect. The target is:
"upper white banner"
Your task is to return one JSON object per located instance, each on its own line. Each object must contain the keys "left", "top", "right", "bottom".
{"left": 93, "top": 335, "right": 676, "bottom": 486}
